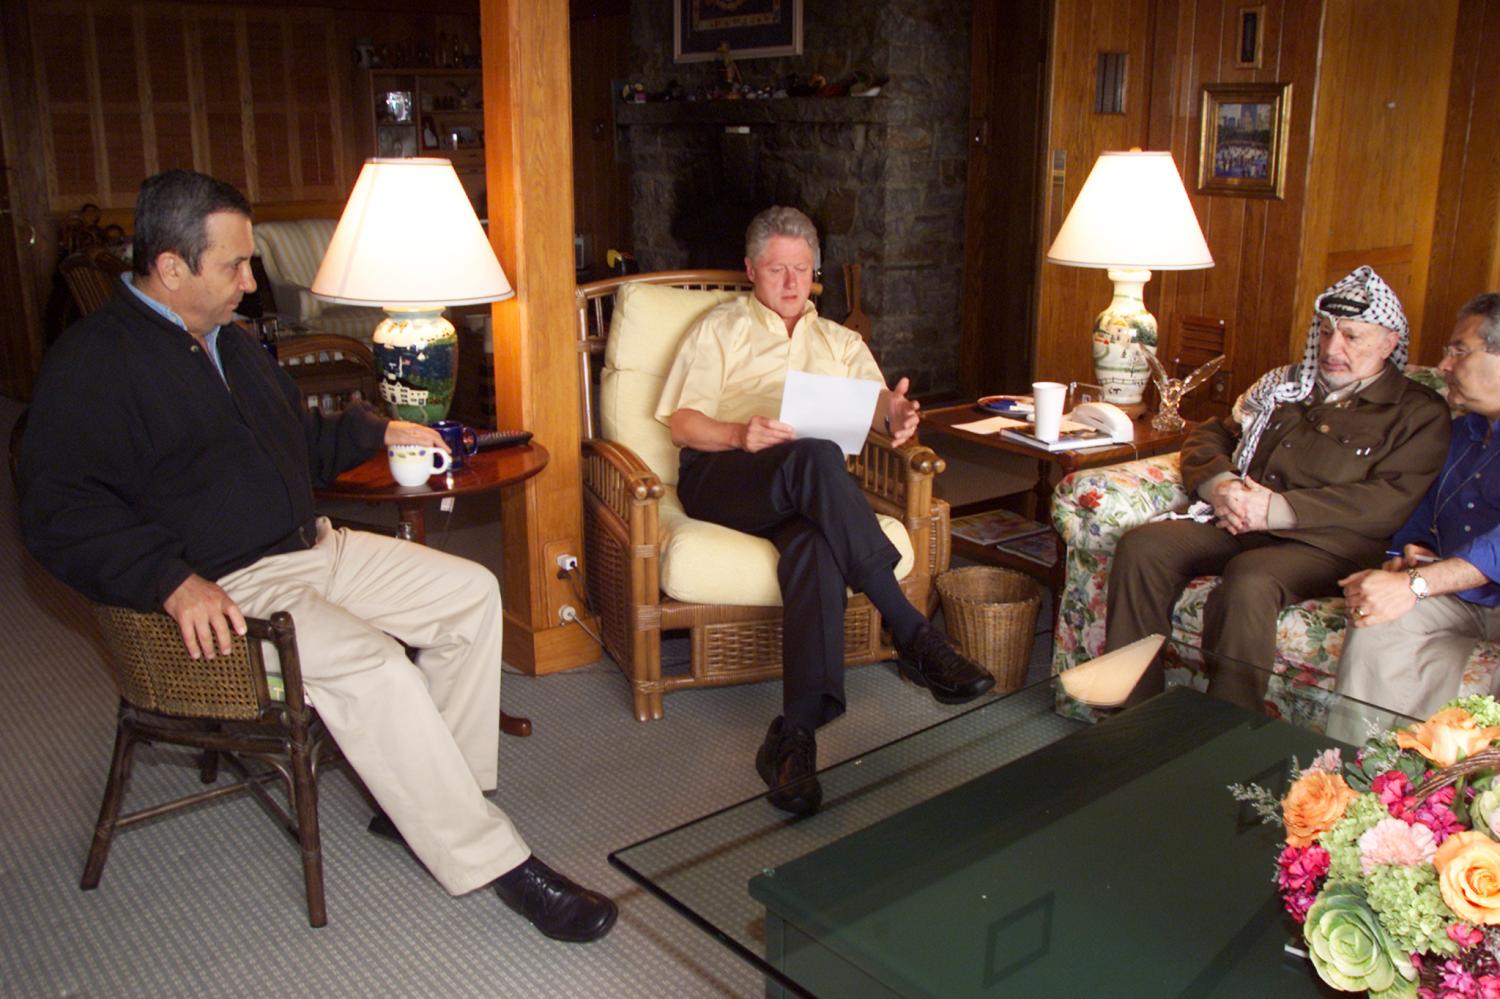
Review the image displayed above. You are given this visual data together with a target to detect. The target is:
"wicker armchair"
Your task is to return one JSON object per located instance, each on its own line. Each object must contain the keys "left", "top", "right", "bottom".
{"left": 575, "top": 270, "right": 951, "bottom": 721}
{"left": 82, "top": 606, "right": 343, "bottom": 927}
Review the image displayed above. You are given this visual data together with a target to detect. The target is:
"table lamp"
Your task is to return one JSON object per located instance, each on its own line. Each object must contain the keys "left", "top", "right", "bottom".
{"left": 311, "top": 158, "right": 513, "bottom": 422}
{"left": 1044, "top": 150, "right": 1213, "bottom": 407}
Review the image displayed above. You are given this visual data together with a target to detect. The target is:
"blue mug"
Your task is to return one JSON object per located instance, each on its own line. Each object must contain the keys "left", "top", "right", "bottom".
{"left": 431, "top": 420, "right": 479, "bottom": 468}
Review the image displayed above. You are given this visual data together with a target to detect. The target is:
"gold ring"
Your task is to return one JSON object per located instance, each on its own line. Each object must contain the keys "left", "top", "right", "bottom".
{"left": 1355, "top": 608, "right": 1367, "bottom": 619}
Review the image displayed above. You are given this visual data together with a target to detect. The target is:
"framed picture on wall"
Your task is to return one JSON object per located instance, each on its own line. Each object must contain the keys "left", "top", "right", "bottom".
{"left": 674, "top": 0, "right": 804, "bottom": 63}
{"left": 1235, "top": 5, "right": 1266, "bottom": 68}
{"left": 1197, "top": 82, "right": 1292, "bottom": 198}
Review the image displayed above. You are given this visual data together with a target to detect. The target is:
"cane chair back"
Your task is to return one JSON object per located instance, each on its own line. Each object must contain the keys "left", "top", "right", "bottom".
{"left": 275, "top": 333, "right": 379, "bottom": 416}
{"left": 82, "top": 606, "right": 340, "bottom": 926}
{"left": 575, "top": 271, "right": 950, "bottom": 721}
{"left": 58, "top": 247, "right": 129, "bottom": 318}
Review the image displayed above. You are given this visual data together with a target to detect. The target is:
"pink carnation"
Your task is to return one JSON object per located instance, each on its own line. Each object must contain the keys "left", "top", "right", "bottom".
{"left": 1451, "top": 924, "right": 1486, "bottom": 949}
{"left": 1374, "top": 770, "right": 1418, "bottom": 819}
{"left": 1278, "top": 844, "right": 1332, "bottom": 892}
{"left": 1359, "top": 817, "right": 1438, "bottom": 873}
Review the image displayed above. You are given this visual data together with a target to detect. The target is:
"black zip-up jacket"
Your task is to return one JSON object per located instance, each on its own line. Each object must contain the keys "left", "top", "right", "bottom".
{"left": 18, "top": 283, "right": 387, "bottom": 611}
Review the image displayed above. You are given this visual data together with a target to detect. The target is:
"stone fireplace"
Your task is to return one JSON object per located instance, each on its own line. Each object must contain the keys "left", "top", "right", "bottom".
{"left": 614, "top": 0, "right": 972, "bottom": 396}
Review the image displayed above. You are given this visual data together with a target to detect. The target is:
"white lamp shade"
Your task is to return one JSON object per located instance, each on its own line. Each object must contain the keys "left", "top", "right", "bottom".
{"left": 1045, "top": 151, "right": 1214, "bottom": 271}
{"left": 311, "top": 158, "right": 514, "bottom": 308}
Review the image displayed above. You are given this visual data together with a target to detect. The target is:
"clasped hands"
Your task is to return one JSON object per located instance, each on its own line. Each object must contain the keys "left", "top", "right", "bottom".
{"left": 163, "top": 419, "right": 441, "bottom": 658}
{"left": 1208, "top": 475, "right": 1275, "bottom": 534}
{"left": 735, "top": 377, "right": 921, "bottom": 453}
{"left": 1340, "top": 545, "right": 1433, "bottom": 628}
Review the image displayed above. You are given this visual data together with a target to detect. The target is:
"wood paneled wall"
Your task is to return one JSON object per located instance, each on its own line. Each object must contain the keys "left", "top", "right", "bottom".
{"left": 1034, "top": 0, "right": 1491, "bottom": 411}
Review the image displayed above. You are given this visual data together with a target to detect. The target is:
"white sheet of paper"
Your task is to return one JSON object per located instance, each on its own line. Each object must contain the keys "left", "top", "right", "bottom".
{"left": 1058, "top": 634, "right": 1165, "bottom": 706}
{"left": 952, "top": 414, "right": 1028, "bottom": 434}
{"left": 778, "top": 370, "right": 884, "bottom": 456}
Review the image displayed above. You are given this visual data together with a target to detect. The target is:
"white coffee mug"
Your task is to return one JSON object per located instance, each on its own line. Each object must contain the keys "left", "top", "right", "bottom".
{"left": 1032, "top": 381, "right": 1068, "bottom": 443}
{"left": 388, "top": 445, "right": 451, "bottom": 486}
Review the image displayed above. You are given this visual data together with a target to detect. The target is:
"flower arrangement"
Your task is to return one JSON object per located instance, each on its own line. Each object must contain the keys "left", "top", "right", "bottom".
{"left": 1230, "top": 696, "right": 1500, "bottom": 998}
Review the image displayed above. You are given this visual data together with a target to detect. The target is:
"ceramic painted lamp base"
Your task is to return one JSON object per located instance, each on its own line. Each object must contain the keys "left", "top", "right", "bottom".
{"left": 1090, "top": 268, "right": 1158, "bottom": 406}
{"left": 372, "top": 308, "right": 457, "bottom": 422}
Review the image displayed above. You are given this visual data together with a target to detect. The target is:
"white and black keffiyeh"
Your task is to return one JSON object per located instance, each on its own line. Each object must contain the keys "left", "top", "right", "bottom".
{"left": 1228, "top": 265, "right": 1408, "bottom": 471}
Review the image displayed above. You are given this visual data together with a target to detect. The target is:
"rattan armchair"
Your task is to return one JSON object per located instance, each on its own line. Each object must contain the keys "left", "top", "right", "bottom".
{"left": 82, "top": 605, "right": 342, "bottom": 927}
{"left": 575, "top": 270, "right": 951, "bottom": 721}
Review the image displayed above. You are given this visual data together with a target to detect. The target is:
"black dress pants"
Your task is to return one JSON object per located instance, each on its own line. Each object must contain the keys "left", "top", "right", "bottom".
{"left": 677, "top": 439, "right": 902, "bottom": 726}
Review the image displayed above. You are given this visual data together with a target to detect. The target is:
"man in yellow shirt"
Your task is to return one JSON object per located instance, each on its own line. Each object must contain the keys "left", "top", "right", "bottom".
{"left": 656, "top": 206, "right": 992, "bottom": 815}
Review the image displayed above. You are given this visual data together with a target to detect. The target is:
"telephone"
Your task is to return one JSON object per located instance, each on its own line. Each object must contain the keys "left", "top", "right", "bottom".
{"left": 1068, "top": 401, "right": 1134, "bottom": 442}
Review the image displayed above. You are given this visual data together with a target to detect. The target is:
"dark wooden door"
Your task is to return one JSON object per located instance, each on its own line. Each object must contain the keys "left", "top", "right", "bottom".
{"left": 959, "top": 0, "right": 1050, "bottom": 398}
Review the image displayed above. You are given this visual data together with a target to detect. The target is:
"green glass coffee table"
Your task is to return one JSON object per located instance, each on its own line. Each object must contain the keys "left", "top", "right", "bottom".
{"left": 609, "top": 640, "right": 1414, "bottom": 997}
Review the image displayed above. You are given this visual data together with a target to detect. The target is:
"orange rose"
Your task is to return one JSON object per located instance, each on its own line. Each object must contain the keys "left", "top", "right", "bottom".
{"left": 1435, "top": 831, "right": 1500, "bottom": 924}
{"left": 1283, "top": 771, "right": 1357, "bottom": 847}
{"left": 1396, "top": 708, "right": 1500, "bottom": 767}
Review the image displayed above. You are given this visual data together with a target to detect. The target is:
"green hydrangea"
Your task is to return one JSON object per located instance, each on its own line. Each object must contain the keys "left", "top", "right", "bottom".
{"left": 1364, "top": 862, "right": 1459, "bottom": 957}
{"left": 1324, "top": 795, "right": 1389, "bottom": 882}
{"left": 1444, "top": 694, "right": 1500, "bottom": 727}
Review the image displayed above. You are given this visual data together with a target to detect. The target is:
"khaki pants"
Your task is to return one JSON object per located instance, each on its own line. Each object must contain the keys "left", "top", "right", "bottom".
{"left": 1334, "top": 594, "right": 1500, "bottom": 721}
{"left": 218, "top": 520, "right": 528, "bottom": 895}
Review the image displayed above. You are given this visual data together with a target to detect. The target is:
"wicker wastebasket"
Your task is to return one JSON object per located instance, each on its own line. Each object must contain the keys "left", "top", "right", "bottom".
{"left": 935, "top": 566, "right": 1040, "bottom": 694}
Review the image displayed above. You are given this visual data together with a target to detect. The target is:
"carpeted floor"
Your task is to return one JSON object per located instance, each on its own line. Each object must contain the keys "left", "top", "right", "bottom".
{"left": 0, "top": 396, "right": 1052, "bottom": 997}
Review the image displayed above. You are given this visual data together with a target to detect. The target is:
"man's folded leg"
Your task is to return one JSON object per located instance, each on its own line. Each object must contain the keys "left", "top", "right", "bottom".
{"left": 219, "top": 535, "right": 616, "bottom": 941}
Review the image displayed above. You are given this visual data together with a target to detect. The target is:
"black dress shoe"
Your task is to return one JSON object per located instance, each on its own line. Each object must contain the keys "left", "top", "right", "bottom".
{"left": 367, "top": 811, "right": 406, "bottom": 847}
{"left": 755, "top": 717, "right": 821, "bottom": 816}
{"left": 895, "top": 624, "right": 996, "bottom": 704}
{"left": 494, "top": 856, "right": 618, "bottom": 943}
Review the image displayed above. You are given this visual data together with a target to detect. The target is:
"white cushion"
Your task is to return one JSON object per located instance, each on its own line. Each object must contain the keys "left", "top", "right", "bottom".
{"left": 656, "top": 488, "right": 915, "bottom": 606}
{"left": 600, "top": 282, "right": 741, "bottom": 486}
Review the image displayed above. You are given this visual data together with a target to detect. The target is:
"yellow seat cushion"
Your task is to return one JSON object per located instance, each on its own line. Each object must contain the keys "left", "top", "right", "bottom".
{"left": 600, "top": 279, "right": 915, "bottom": 608}
{"left": 656, "top": 489, "right": 914, "bottom": 606}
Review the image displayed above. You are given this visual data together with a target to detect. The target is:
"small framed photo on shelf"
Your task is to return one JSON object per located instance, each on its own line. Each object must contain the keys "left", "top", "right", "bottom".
{"left": 1235, "top": 5, "right": 1265, "bottom": 68}
{"left": 1197, "top": 82, "right": 1292, "bottom": 199}
{"left": 673, "top": 0, "right": 803, "bottom": 63}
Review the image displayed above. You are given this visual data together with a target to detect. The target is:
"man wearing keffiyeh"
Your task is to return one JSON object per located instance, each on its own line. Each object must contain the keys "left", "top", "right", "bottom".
{"left": 1103, "top": 266, "right": 1451, "bottom": 706}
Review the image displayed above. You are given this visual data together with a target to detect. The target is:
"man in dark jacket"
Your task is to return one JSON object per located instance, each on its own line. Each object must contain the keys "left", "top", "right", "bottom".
{"left": 1103, "top": 267, "right": 1451, "bottom": 704}
{"left": 18, "top": 169, "right": 615, "bottom": 943}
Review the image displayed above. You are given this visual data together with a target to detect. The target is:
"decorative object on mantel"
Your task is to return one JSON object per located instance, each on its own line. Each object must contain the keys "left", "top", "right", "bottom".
{"left": 1228, "top": 696, "right": 1500, "bottom": 997}
{"left": 1140, "top": 351, "right": 1224, "bottom": 431}
{"left": 311, "top": 158, "right": 514, "bottom": 423}
{"left": 1197, "top": 82, "right": 1292, "bottom": 199}
{"left": 1044, "top": 149, "right": 1214, "bottom": 408}
{"left": 674, "top": 0, "right": 803, "bottom": 63}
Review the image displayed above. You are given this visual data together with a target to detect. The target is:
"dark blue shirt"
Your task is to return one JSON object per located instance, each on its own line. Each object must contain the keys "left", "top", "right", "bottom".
{"left": 1392, "top": 412, "right": 1500, "bottom": 606}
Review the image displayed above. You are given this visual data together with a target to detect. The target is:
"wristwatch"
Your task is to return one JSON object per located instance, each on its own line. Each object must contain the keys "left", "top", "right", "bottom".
{"left": 1407, "top": 568, "right": 1430, "bottom": 600}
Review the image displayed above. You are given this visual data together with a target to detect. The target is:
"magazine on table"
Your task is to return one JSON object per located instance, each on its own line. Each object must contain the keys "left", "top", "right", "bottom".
{"left": 950, "top": 509, "right": 1050, "bottom": 546}
{"left": 996, "top": 531, "right": 1059, "bottom": 567}
{"left": 999, "top": 418, "right": 1125, "bottom": 452}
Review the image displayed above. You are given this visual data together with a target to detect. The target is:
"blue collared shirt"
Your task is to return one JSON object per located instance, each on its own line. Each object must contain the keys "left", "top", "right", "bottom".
{"left": 122, "top": 273, "right": 226, "bottom": 383}
{"left": 1393, "top": 411, "right": 1500, "bottom": 606}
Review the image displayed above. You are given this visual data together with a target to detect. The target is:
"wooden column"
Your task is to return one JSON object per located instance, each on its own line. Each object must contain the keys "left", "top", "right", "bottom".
{"left": 482, "top": 0, "right": 597, "bottom": 674}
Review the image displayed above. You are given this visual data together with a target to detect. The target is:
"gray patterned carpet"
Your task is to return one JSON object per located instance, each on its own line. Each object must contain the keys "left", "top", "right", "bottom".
{"left": 0, "top": 396, "right": 1052, "bottom": 997}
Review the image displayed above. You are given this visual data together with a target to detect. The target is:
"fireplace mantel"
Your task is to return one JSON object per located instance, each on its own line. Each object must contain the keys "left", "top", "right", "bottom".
{"left": 614, "top": 96, "right": 895, "bottom": 127}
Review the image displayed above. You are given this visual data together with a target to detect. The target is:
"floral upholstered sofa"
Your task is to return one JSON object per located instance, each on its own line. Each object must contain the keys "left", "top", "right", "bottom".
{"left": 1050, "top": 367, "right": 1500, "bottom": 728}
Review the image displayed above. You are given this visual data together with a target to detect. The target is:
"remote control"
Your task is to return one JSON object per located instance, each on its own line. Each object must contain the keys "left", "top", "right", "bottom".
{"left": 473, "top": 429, "right": 534, "bottom": 450}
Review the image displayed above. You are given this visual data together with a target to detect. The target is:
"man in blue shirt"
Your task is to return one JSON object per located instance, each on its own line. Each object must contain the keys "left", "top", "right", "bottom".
{"left": 1336, "top": 292, "right": 1500, "bottom": 718}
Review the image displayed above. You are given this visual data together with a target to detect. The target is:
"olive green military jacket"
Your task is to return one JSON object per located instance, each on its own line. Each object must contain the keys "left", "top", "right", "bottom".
{"left": 1180, "top": 362, "right": 1451, "bottom": 568}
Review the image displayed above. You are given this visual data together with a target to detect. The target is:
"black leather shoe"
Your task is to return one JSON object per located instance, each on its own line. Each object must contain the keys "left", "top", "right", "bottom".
{"left": 895, "top": 624, "right": 996, "bottom": 704}
{"left": 755, "top": 717, "right": 821, "bottom": 816}
{"left": 494, "top": 856, "right": 618, "bottom": 943}
{"left": 367, "top": 811, "right": 406, "bottom": 847}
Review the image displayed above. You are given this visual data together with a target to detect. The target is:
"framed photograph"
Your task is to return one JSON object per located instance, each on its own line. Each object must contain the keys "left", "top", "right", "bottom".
{"left": 674, "top": 0, "right": 803, "bottom": 64}
{"left": 1235, "top": 5, "right": 1265, "bottom": 68}
{"left": 1197, "top": 82, "right": 1292, "bottom": 198}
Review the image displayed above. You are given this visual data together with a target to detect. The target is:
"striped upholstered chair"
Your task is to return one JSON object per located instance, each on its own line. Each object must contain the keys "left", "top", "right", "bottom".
{"left": 251, "top": 219, "right": 384, "bottom": 341}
